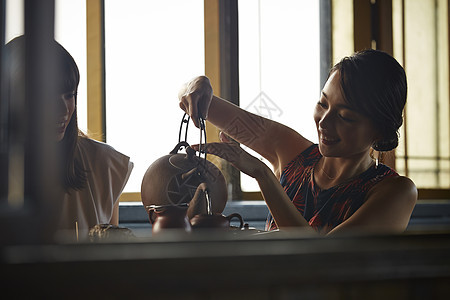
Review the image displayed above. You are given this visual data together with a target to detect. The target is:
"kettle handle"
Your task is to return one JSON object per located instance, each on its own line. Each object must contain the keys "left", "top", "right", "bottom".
{"left": 170, "top": 141, "right": 190, "bottom": 155}
{"left": 174, "top": 113, "right": 208, "bottom": 163}
{"left": 226, "top": 213, "right": 244, "bottom": 229}
{"left": 178, "top": 113, "right": 190, "bottom": 144}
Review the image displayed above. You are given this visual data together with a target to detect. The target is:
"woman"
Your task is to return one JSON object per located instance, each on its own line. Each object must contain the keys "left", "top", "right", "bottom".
{"left": 3, "top": 35, "right": 133, "bottom": 235}
{"left": 178, "top": 49, "right": 417, "bottom": 235}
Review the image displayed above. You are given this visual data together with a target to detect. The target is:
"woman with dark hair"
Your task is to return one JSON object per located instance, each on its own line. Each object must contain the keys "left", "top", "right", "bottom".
{"left": 3, "top": 36, "right": 133, "bottom": 235}
{"left": 178, "top": 49, "right": 417, "bottom": 235}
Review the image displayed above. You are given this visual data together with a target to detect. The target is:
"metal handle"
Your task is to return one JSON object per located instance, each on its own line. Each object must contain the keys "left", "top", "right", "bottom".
{"left": 198, "top": 117, "right": 207, "bottom": 168}
{"left": 178, "top": 113, "right": 190, "bottom": 144}
{"left": 176, "top": 112, "right": 208, "bottom": 169}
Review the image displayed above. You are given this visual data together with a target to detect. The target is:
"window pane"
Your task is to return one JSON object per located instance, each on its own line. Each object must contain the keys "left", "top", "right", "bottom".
{"left": 105, "top": 0, "right": 205, "bottom": 193}
{"left": 393, "top": 0, "right": 450, "bottom": 188}
{"left": 238, "top": 0, "right": 320, "bottom": 191}
{"left": 55, "top": 0, "right": 87, "bottom": 133}
{"left": 5, "top": 0, "right": 24, "bottom": 43}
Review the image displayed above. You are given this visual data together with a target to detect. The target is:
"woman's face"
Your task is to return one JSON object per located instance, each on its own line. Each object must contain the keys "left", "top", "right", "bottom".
{"left": 313, "top": 71, "right": 379, "bottom": 159}
{"left": 56, "top": 91, "right": 76, "bottom": 142}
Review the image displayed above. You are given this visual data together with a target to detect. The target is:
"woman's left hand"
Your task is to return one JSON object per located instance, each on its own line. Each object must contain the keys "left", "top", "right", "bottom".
{"left": 191, "top": 134, "right": 267, "bottom": 179}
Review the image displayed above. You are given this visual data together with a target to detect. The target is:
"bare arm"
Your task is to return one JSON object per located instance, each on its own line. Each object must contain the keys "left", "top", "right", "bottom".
{"left": 208, "top": 96, "right": 313, "bottom": 177}
{"left": 198, "top": 142, "right": 314, "bottom": 231}
{"left": 179, "top": 76, "right": 313, "bottom": 177}
{"left": 256, "top": 163, "right": 315, "bottom": 231}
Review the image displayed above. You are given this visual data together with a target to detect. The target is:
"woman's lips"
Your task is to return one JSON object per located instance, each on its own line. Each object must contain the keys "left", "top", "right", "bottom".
{"left": 321, "top": 135, "right": 340, "bottom": 146}
{"left": 56, "top": 117, "right": 68, "bottom": 132}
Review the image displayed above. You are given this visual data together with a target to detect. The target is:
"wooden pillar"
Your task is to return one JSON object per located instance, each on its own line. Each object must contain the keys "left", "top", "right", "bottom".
{"left": 353, "top": 0, "right": 396, "bottom": 168}
{"left": 376, "top": 0, "right": 393, "bottom": 54}
{"left": 320, "top": 0, "right": 333, "bottom": 89}
{"left": 204, "top": 0, "right": 221, "bottom": 97}
{"left": 0, "top": 0, "right": 61, "bottom": 244}
{"left": 0, "top": 0, "right": 7, "bottom": 200}
{"left": 86, "top": 0, "right": 105, "bottom": 142}
{"left": 204, "top": 0, "right": 241, "bottom": 200}
{"left": 353, "top": 0, "right": 372, "bottom": 51}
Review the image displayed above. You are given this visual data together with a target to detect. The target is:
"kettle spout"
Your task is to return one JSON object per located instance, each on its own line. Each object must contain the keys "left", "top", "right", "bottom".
{"left": 187, "top": 182, "right": 209, "bottom": 219}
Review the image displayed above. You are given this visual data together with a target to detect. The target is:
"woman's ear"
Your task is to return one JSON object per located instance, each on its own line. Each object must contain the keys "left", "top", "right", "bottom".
{"left": 372, "top": 131, "right": 384, "bottom": 147}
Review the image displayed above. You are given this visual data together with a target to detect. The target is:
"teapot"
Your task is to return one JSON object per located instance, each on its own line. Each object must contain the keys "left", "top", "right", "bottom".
{"left": 147, "top": 203, "right": 191, "bottom": 234}
{"left": 190, "top": 181, "right": 244, "bottom": 230}
{"left": 147, "top": 203, "right": 244, "bottom": 234}
{"left": 141, "top": 114, "right": 228, "bottom": 223}
{"left": 190, "top": 212, "right": 244, "bottom": 230}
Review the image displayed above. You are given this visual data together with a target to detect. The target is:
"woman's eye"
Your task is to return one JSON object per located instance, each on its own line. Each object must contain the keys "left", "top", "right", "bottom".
{"left": 317, "top": 101, "right": 326, "bottom": 108}
{"left": 62, "top": 92, "right": 76, "bottom": 100}
{"left": 339, "top": 114, "right": 355, "bottom": 122}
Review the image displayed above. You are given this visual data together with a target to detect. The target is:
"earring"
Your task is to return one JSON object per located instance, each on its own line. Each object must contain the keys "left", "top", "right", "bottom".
{"left": 374, "top": 150, "right": 382, "bottom": 169}
{"left": 375, "top": 153, "right": 379, "bottom": 169}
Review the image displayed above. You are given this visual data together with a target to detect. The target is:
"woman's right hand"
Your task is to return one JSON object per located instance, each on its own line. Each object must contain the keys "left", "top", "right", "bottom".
{"left": 191, "top": 132, "right": 269, "bottom": 180}
{"left": 178, "top": 76, "right": 213, "bottom": 128}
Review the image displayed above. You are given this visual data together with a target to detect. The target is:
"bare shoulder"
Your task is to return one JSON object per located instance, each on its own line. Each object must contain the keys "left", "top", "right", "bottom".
{"left": 271, "top": 122, "right": 314, "bottom": 178}
{"left": 369, "top": 175, "right": 418, "bottom": 207}
{"left": 328, "top": 175, "right": 418, "bottom": 235}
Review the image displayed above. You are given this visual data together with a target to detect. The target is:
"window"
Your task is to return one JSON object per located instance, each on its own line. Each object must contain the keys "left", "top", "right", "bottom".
{"left": 104, "top": 0, "right": 205, "bottom": 193}
{"left": 55, "top": 0, "right": 88, "bottom": 133}
{"left": 238, "top": 0, "right": 320, "bottom": 191}
{"left": 5, "top": 0, "right": 24, "bottom": 43}
{"left": 393, "top": 0, "right": 450, "bottom": 189}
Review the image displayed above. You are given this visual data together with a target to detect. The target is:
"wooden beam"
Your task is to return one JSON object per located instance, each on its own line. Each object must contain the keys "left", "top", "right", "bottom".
{"left": 418, "top": 188, "right": 450, "bottom": 200}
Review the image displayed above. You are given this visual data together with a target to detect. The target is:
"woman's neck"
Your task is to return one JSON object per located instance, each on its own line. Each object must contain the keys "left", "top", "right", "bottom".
{"left": 314, "top": 153, "right": 374, "bottom": 190}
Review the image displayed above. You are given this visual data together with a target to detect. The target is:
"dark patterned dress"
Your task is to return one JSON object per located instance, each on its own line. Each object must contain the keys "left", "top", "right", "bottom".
{"left": 266, "top": 144, "right": 398, "bottom": 233}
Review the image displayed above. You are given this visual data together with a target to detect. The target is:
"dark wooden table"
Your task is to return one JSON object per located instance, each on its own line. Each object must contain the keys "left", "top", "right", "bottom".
{"left": 1, "top": 229, "right": 450, "bottom": 299}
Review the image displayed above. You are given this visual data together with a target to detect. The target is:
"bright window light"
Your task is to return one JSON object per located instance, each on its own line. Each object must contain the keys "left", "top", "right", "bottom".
{"left": 239, "top": 0, "right": 320, "bottom": 191}
{"left": 104, "top": 0, "right": 205, "bottom": 193}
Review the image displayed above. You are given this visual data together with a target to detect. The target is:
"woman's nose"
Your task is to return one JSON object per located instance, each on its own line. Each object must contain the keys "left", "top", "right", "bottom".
{"left": 56, "top": 95, "right": 69, "bottom": 115}
{"left": 318, "top": 110, "right": 333, "bottom": 129}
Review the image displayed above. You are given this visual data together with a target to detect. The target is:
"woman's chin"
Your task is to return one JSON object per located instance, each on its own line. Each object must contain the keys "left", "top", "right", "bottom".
{"left": 318, "top": 143, "right": 340, "bottom": 157}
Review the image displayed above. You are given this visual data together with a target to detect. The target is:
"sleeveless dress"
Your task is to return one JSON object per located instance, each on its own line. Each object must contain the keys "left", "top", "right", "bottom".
{"left": 266, "top": 144, "right": 398, "bottom": 233}
{"left": 59, "top": 138, "right": 133, "bottom": 236}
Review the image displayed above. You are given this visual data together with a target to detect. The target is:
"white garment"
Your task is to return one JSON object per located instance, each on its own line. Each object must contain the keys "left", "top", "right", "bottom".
{"left": 59, "top": 138, "right": 133, "bottom": 235}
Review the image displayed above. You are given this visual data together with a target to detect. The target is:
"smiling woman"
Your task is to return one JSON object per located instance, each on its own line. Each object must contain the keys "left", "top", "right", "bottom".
{"left": 314, "top": 72, "right": 380, "bottom": 163}
{"left": 178, "top": 49, "right": 417, "bottom": 235}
